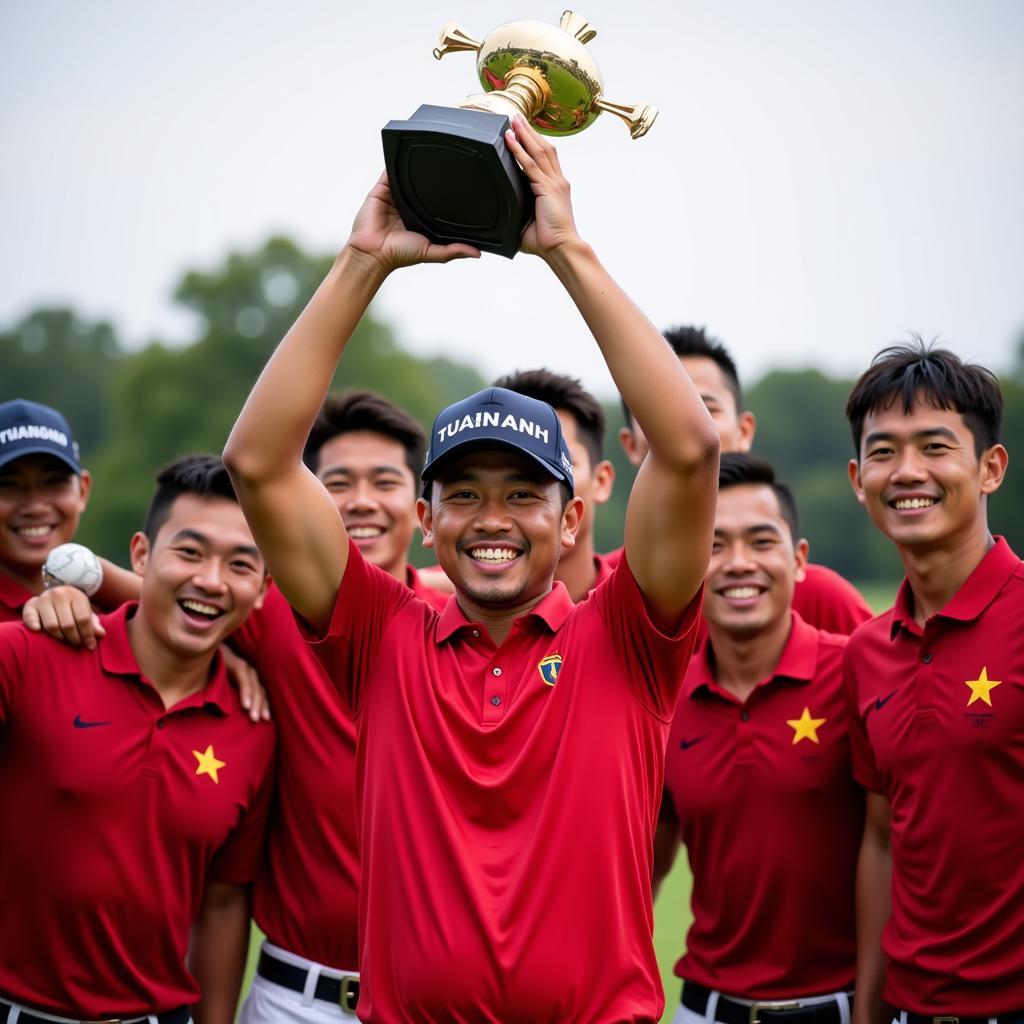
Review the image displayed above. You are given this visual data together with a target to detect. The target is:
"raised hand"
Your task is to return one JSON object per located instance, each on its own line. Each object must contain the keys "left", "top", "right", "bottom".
{"left": 346, "top": 172, "right": 481, "bottom": 274}
{"left": 504, "top": 115, "right": 581, "bottom": 258}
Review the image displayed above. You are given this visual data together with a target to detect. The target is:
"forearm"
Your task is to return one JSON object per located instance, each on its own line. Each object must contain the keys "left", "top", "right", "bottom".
{"left": 855, "top": 828, "right": 892, "bottom": 1024}
{"left": 189, "top": 886, "right": 252, "bottom": 1024}
{"left": 224, "top": 246, "right": 387, "bottom": 484}
{"left": 544, "top": 240, "right": 717, "bottom": 467}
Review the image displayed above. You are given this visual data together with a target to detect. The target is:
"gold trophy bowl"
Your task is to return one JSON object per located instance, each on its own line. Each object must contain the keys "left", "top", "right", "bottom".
{"left": 382, "top": 11, "right": 657, "bottom": 257}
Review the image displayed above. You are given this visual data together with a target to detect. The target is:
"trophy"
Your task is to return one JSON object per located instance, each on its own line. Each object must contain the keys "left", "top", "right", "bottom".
{"left": 382, "top": 11, "right": 657, "bottom": 258}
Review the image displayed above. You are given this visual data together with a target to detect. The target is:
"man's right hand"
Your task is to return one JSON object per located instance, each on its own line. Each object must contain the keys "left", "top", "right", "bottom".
{"left": 23, "top": 585, "right": 105, "bottom": 649}
{"left": 346, "top": 172, "right": 481, "bottom": 275}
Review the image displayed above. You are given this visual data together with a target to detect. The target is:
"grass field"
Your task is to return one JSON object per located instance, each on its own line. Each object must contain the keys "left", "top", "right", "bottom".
{"left": 237, "top": 580, "right": 899, "bottom": 1021}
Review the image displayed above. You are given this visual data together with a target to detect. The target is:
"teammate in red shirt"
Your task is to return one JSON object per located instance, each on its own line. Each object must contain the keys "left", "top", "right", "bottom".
{"left": 224, "top": 117, "right": 719, "bottom": 1021}
{"left": 655, "top": 454, "right": 863, "bottom": 1024}
{"left": 494, "top": 369, "right": 616, "bottom": 601}
{"left": 0, "top": 455, "right": 275, "bottom": 1024}
{"left": 842, "top": 343, "right": 1018, "bottom": 1022}
{"left": 617, "top": 325, "right": 872, "bottom": 634}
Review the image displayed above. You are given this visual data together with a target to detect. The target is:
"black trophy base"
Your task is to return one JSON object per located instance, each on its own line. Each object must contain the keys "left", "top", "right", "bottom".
{"left": 382, "top": 104, "right": 534, "bottom": 259}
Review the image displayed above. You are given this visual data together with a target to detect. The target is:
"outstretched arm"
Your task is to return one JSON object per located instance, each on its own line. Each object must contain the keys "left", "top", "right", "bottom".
{"left": 223, "top": 177, "right": 478, "bottom": 633}
{"left": 507, "top": 117, "right": 719, "bottom": 627}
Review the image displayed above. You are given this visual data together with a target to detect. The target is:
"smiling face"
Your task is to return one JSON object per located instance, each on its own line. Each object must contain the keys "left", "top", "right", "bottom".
{"left": 130, "top": 493, "right": 267, "bottom": 661}
{"left": 0, "top": 454, "right": 91, "bottom": 586}
{"left": 418, "top": 448, "right": 581, "bottom": 610}
{"left": 315, "top": 430, "right": 419, "bottom": 578}
{"left": 704, "top": 483, "right": 808, "bottom": 638}
{"left": 848, "top": 397, "right": 1008, "bottom": 553}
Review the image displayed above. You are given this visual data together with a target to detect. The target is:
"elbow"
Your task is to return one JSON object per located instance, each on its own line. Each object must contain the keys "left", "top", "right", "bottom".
{"left": 223, "top": 432, "right": 274, "bottom": 489}
{"left": 677, "top": 425, "right": 720, "bottom": 476}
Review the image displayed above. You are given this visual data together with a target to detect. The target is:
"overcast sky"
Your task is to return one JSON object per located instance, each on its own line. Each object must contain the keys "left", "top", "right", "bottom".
{"left": 2, "top": 0, "right": 1022, "bottom": 398}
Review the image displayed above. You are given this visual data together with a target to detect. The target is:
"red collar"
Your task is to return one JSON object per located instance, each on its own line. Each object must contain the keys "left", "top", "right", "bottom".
{"left": 0, "top": 571, "right": 33, "bottom": 615}
{"left": 685, "top": 611, "right": 820, "bottom": 699}
{"left": 889, "top": 536, "right": 1020, "bottom": 640}
{"left": 98, "top": 603, "right": 234, "bottom": 713}
{"left": 435, "top": 582, "right": 574, "bottom": 643}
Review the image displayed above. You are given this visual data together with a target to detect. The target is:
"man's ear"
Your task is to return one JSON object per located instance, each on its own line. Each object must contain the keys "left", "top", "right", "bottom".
{"left": 561, "top": 496, "right": 585, "bottom": 551}
{"left": 129, "top": 532, "right": 150, "bottom": 576}
{"left": 416, "top": 497, "right": 434, "bottom": 549}
{"left": 793, "top": 537, "right": 809, "bottom": 583}
{"left": 847, "top": 459, "right": 865, "bottom": 506}
{"left": 737, "top": 412, "right": 757, "bottom": 453}
{"left": 618, "top": 425, "right": 646, "bottom": 469}
{"left": 77, "top": 469, "right": 93, "bottom": 512}
{"left": 980, "top": 444, "right": 1009, "bottom": 497}
{"left": 591, "top": 460, "right": 615, "bottom": 506}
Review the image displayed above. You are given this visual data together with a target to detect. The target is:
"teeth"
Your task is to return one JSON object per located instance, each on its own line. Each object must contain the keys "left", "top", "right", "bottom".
{"left": 181, "top": 599, "right": 221, "bottom": 617}
{"left": 723, "top": 586, "right": 760, "bottom": 599}
{"left": 470, "top": 547, "right": 519, "bottom": 563}
{"left": 894, "top": 498, "right": 936, "bottom": 510}
{"left": 349, "top": 526, "right": 384, "bottom": 539}
{"left": 16, "top": 525, "right": 53, "bottom": 537}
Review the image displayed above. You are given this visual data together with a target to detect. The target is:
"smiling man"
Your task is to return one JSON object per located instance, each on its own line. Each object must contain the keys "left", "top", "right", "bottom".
{"left": 841, "top": 343, "right": 1020, "bottom": 1024}
{"left": 655, "top": 453, "right": 863, "bottom": 1024}
{"left": 0, "top": 455, "right": 275, "bottom": 1024}
{"left": 223, "top": 116, "right": 718, "bottom": 1021}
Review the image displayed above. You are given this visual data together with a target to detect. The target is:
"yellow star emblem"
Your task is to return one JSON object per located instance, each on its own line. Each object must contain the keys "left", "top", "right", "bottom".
{"left": 193, "top": 744, "right": 226, "bottom": 784}
{"left": 787, "top": 706, "right": 827, "bottom": 745}
{"left": 965, "top": 667, "right": 1001, "bottom": 707}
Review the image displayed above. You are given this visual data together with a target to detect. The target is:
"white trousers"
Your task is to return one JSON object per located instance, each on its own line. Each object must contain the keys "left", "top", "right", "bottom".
{"left": 1, "top": 1003, "right": 188, "bottom": 1024}
{"left": 892, "top": 1013, "right": 1001, "bottom": 1024}
{"left": 237, "top": 940, "right": 360, "bottom": 1023}
{"left": 673, "top": 988, "right": 852, "bottom": 1024}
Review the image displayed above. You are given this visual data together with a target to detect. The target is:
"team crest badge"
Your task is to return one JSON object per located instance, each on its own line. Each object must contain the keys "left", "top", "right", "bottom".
{"left": 538, "top": 654, "right": 562, "bottom": 687}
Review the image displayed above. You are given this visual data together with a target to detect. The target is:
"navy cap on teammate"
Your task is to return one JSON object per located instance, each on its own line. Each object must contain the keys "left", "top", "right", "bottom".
{"left": 422, "top": 387, "right": 574, "bottom": 495}
{"left": 0, "top": 399, "right": 81, "bottom": 473}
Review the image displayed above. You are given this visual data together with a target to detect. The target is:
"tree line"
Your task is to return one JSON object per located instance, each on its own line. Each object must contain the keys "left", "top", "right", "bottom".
{"left": 4, "top": 236, "right": 1021, "bottom": 585}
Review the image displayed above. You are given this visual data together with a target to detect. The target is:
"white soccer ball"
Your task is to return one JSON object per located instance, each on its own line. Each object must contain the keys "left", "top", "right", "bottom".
{"left": 42, "top": 543, "right": 104, "bottom": 597}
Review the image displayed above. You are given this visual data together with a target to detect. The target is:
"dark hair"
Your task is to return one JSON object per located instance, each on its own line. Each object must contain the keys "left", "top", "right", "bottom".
{"left": 621, "top": 325, "right": 743, "bottom": 426}
{"left": 718, "top": 452, "right": 800, "bottom": 541}
{"left": 303, "top": 390, "right": 426, "bottom": 478}
{"left": 143, "top": 454, "right": 239, "bottom": 542}
{"left": 493, "top": 368, "right": 606, "bottom": 468}
{"left": 846, "top": 338, "right": 1003, "bottom": 457}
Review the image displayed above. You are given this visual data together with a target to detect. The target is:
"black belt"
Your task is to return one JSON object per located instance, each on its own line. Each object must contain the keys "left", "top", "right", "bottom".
{"left": 0, "top": 1001, "right": 190, "bottom": 1024}
{"left": 683, "top": 982, "right": 851, "bottom": 1024}
{"left": 904, "top": 1013, "right": 1024, "bottom": 1024}
{"left": 257, "top": 949, "right": 359, "bottom": 1013}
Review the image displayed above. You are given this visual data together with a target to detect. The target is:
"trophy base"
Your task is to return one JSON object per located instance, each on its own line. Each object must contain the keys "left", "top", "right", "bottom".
{"left": 382, "top": 104, "right": 534, "bottom": 259}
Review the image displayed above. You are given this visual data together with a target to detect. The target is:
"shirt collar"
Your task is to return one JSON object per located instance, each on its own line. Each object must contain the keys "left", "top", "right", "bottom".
{"left": 99, "top": 602, "right": 234, "bottom": 713}
{"left": 0, "top": 571, "right": 33, "bottom": 615}
{"left": 435, "top": 581, "right": 574, "bottom": 643}
{"left": 685, "top": 611, "right": 819, "bottom": 698}
{"left": 889, "top": 536, "right": 1020, "bottom": 640}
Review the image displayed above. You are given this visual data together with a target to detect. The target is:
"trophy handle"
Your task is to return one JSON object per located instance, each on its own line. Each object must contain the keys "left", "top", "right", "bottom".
{"left": 433, "top": 23, "right": 482, "bottom": 60}
{"left": 594, "top": 98, "right": 658, "bottom": 139}
{"left": 559, "top": 10, "right": 598, "bottom": 44}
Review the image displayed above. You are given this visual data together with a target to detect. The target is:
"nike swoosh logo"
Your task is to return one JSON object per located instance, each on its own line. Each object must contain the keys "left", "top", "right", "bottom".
{"left": 680, "top": 734, "right": 709, "bottom": 750}
{"left": 874, "top": 690, "right": 898, "bottom": 711}
{"left": 73, "top": 714, "right": 112, "bottom": 728}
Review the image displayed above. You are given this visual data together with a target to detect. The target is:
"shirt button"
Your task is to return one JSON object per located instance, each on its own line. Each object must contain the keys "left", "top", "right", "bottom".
{"left": 492, "top": 667, "right": 502, "bottom": 677}
{"left": 740, "top": 709, "right": 751, "bottom": 722}
{"left": 472, "top": 630, "right": 480, "bottom": 638}
{"left": 157, "top": 719, "right": 165, "bottom": 730}
{"left": 491, "top": 695, "right": 501, "bottom": 706}
{"left": 922, "top": 652, "right": 933, "bottom": 664}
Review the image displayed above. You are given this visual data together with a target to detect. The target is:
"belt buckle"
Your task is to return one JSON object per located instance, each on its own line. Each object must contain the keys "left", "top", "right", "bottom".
{"left": 749, "top": 1002, "right": 802, "bottom": 1024}
{"left": 338, "top": 977, "right": 359, "bottom": 1015}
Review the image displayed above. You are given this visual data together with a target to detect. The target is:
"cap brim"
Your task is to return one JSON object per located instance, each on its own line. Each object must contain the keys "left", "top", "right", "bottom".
{"left": 0, "top": 445, "right": 81, "bottom": 474}
{"left": 420, "top": 436, "right": 571, "bottom": 497}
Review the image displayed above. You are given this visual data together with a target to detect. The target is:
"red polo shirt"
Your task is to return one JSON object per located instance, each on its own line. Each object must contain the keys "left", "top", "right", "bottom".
{"left": 605, "top": 548, "right": 870, "bottom": 636}
{"left": 0, "top": 572, "right": 33, "bottom": 624}
{"left": 0, "top": 604, "right": 275, "bottom": 1017}
{"left": 305, "top": 541, "right": 702, "bottom": 1023}
{"left": 845, "top": 537, "right": 1024, "bottom": 1014}
{"left": 236, "top": 566, "right": 447, "bottom": 971}
{"left": 663, "top": 614, "right": 861, "bottom": 998}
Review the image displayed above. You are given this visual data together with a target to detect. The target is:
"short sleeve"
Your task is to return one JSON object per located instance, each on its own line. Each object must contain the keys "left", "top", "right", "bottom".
{"left": 0, "top": 622, "right": 30, "bottom": 726}
{"left": 296, "top": 539, "right": 415, "bottom": 716}
{"left": 589, "top": 552, "right": 703, "bottom": 720}
{"left": 793, "top": 565, "right": 874, "bottom": 636}
{"left": 207, "top": 747, "right": 276, "bottom": 886}
{"left": 843, "top": 644, "right": 884, "bottom": 793}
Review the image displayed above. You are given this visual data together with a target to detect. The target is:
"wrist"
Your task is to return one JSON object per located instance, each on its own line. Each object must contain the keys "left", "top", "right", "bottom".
{"left": 541, "top": 234, "right": 594, "bottom": 274}
{"left": 334, "top": 243, "right": 392, "bottom": 290}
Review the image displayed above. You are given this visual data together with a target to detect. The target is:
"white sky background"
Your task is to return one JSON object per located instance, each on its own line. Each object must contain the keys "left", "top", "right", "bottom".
{"left": 2, "top": 0, "right": 1022, "bottom": 399}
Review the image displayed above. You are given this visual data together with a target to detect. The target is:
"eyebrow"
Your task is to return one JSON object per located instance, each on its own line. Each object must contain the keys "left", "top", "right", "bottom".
{"left": 169, "top": 528, "right": 261, "bottom": 560}
{"left": 320, "top": 465, "right": 407, "bottom": 479}
{"left": 863, "top": 426, "right": 960, "bottom": 447}
{"left": 714, "top": 522, "right": 784, "bottom": 537}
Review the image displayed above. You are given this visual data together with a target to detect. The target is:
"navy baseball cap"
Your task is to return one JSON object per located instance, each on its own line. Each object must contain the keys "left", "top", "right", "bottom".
{"left": 0, "top": 399, "right": 82, "bottom": 473}
{"left": 422, "top": 387, "right": 574, "bottom": 495}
